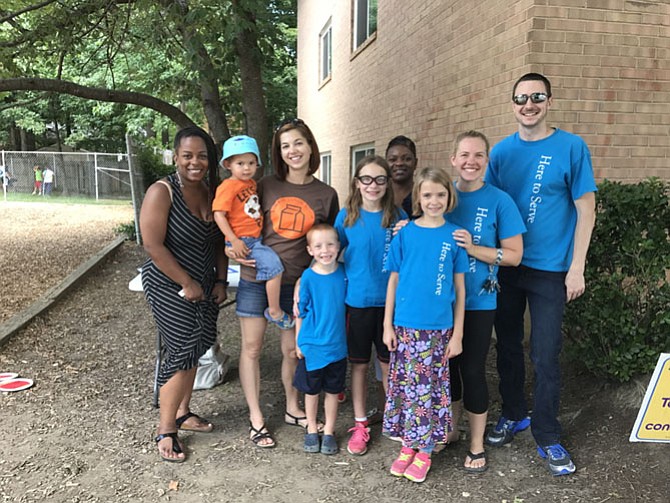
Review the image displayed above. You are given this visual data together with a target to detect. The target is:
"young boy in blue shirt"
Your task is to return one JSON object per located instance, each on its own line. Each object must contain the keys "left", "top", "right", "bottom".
{"left": 294, "top": 223, "right": 347, "bottom": 455}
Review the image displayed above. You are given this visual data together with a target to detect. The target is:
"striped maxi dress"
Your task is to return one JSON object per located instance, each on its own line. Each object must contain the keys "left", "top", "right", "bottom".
{"left": 141, "top": 173, "right": 222, "bottom": 387}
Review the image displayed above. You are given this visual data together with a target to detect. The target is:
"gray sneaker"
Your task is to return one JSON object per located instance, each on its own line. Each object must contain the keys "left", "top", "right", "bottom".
{"left": 485, "top": 415, "right": 531, "bottom": 446}
{"left": 537, "top": 443, "right": 576, "bottom": 476}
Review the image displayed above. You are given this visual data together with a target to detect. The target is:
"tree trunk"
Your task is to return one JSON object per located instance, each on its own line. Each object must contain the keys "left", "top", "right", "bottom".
{"left": 195, "top": 44, "right": 231, "bottom": 150}
{"left": 50, "top": 95, "right": 63, "bottom": 152}
{"left": 19, "top": 128, "right": 36, "bottom": 151}
{"left": 9, "top": 123, "right": 20, "bottom": 150}
{"left": 160, "top": 0, "right": 230, "bottom": 152}
{"left": 232, "top": 1, "right": 270, "bottom": 168}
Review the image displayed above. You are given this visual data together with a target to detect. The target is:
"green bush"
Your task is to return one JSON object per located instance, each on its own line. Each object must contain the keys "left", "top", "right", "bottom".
{"left": 114, "top": 221, "right": 137, "bottom": 241}
{"left": 138, "top": 147, "right": 173, "bottom": 190}
{"left": 564, "top": 178, "right": 670, "bottom": 382}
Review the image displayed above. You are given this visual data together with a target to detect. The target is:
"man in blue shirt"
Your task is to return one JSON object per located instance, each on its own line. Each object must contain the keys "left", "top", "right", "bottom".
{"left": 484, "top": 73, "right": 596, "bottom": 476}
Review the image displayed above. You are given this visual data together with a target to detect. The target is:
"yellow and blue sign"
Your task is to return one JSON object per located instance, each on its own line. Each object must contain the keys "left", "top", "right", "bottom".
{"left": 630, "top": 353, "right": 670, "bottom": 443}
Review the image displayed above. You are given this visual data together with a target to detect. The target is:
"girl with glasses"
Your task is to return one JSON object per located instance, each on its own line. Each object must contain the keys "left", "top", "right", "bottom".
{"left": 333, "top": 155, "right": 407, "bottom": 456}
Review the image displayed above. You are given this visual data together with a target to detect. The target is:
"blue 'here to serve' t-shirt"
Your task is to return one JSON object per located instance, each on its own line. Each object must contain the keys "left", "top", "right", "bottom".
{"left": 334, "top": 207, "right": 407, "bottom": 308}
{"left": 447, "top": 183, "right": 526, "bottom": 310}
{"left": 387, "top": 220, "right": 468, "bottom": 330}
{"left": 485, "top": 128, "right": 596, "bottom": 272}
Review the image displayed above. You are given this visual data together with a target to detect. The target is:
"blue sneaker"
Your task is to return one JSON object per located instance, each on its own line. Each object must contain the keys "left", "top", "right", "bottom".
{"left": 264, "top": 308, "right": 295, "bottom": 330}
{"left": 485, "top": 415, "right": 531, "bottom": 446}
{"left": 537, "top": 443, "right": 576, "bottom": 476}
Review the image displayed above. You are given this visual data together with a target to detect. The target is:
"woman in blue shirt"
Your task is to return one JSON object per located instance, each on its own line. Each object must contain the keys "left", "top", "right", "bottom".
{"left": 447, "top": 131, "right": 525, "bottom": 473}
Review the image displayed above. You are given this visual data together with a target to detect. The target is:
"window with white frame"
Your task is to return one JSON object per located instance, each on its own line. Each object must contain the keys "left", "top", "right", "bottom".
{"left": 320, "top": 20, "right": 332, "bottom": 83}
{"left": 350, "top": 143, "right": 375, "bottom": 175}
{"left": 320, "top": 152, "right": 332, "bottom": 185}
{"left": 353, "top": 0, "right": 377, "bottom": 51}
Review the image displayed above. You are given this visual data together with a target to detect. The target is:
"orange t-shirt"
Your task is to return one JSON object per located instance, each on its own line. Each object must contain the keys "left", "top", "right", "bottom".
{"left": 212, "top": 178, "right": 262, "bottom": 238}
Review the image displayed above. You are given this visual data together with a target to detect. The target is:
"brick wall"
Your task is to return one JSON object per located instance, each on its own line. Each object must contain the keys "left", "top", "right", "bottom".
{"left": 298, "top": 0, "right": 669, "bottom": 199}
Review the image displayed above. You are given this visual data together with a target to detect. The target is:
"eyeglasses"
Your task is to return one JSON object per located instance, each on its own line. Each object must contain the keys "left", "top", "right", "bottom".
{"left": 356, "top": 175, "right": 388, "bottom": 186}
{"left": 276, "top": 118, "right": 305, "bottom": 131}
{"left": 512, "top": 93, "right": 549, "bottom": 105}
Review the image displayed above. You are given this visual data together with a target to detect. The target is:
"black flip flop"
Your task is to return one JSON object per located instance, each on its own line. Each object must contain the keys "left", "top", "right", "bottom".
{"left": 155, "top": 432, "right": 185, "bottom": 463}
{"left": 176, "top": 411, "right": 213, "bottom": 432}
{"left": 284, "top": 411, "right": 325, "bottom": 432}
{"left": 463, "top": 450, "right": 488, "bottom": 473}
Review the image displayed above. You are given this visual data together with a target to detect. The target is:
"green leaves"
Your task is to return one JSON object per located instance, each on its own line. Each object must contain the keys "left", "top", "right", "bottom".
{"left": 564, "top": 178, "right": 670, "bottom": 382}
{"left": 0, "top": 0, "right": 297, "bottom": 152}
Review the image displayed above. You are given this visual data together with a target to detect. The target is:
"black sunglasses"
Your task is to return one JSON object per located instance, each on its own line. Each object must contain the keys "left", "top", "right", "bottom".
{"left": 512, "top": 92, "right": 549, "bottom": 105}
{"left": 276, "top": 118, "right": 305, "bottom": 131}
{"left": 356, "top": 175, "right": 388, "bottom": 186}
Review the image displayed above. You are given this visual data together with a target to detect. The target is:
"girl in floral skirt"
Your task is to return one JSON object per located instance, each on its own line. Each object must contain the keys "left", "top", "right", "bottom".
{"left": 382, "top": 167, "right": 467, "bottom": 483}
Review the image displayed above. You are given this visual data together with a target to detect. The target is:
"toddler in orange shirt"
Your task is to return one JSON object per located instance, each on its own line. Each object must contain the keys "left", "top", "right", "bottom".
{"left": 213, "top": 135, "right": 293, "bottom": 329}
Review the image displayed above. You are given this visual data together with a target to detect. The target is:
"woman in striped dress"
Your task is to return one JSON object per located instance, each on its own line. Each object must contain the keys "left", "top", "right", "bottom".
{"left": 140, "top": 126, "right": 228, "bottom": 463}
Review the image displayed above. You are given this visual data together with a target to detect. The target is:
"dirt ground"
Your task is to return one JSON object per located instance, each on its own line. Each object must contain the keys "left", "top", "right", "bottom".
{"left": 0, "top": 202, "right": 668, "bottom": 503}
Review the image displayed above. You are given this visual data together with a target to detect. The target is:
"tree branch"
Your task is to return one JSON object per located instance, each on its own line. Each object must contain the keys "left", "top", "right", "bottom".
{"left": 0, "top": 0, "right": 59, "bottom": 25}
{"left": 0, "top": 77, "right": 195, "bottom": 128}
{"left": 0, "top": 95, "right": 44, "bottom": 112}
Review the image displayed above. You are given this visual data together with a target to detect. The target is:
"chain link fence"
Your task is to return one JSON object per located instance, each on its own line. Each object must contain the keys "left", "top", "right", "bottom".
{"left": 0, "top": 150, "right": 131, "bottom": 200}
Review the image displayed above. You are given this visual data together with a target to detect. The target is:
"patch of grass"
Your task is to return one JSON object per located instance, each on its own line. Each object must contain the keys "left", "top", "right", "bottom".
{"left": 1, "top": 192, "right": 130, "bottom": 205}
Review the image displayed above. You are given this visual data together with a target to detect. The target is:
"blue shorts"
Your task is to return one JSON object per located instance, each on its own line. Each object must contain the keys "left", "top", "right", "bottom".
{"left": 235, "top": 277, "right": 295, "bottom": 318}
{"left": 293, "top": 357, "right": 347, "bottom": 395}
{"left": 228, "top": 237, "right": 284, "bottom": 281}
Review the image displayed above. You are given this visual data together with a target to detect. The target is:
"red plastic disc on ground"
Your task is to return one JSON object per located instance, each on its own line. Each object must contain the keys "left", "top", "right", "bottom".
{"left": 0, "top": 378, "right": 34, "bottom": 392}
{"left": 0, "top": 372, "right": 19, "bottom": 382}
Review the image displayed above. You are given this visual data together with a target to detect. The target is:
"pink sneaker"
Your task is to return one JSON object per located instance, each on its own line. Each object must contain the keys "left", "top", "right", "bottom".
{"left": 347, "top": 423, "right": 370, "bottom": 455}
{"left": 404, "top": 452, "right": 432, "bottom": 483}
{"left": 390, "top": 447, "right": 416, "bottom": 476}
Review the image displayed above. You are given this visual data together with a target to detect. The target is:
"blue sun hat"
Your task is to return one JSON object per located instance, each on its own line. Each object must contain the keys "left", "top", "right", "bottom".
{"left": 221, "top": 135, "right": 262, "bottom": 165}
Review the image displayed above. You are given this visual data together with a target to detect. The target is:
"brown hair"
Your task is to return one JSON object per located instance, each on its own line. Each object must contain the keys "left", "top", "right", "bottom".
{"left": 452, "top": 130, "right": 490, "bottom": 156}
{"left": 411, "top": 167, "right": 458, "bottom": 216}
{"left": 513, "top": 72, "right": 552, "bottom": 98}
{"left": 306, "top": 223, "right": 338, "bottom": 245}
{"left": 271, "top": 119, "right": 321, "bottom": 181}
{"left": 344, "top": 155, "right": 401, "bottom": 228}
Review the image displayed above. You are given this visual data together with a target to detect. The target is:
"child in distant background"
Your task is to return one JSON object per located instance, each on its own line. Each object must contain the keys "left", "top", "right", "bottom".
{"left": 294, "top": 224, "right": 347, "bottom": 455}
{"left": 32, "top": 165, "right": 43, "bottom": 195}
{"left": 383, "top": 167, "right": 467, "bottom": 483}
{"left": 213, "top": 135, "right": 293, "bottom": 330}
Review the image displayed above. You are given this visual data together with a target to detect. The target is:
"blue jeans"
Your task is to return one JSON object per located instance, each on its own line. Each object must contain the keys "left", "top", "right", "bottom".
{"left": 227, "top": 237, "right": 284, "bottom": 281}
{"left": 494, "top": 265, "right": 567, "bottom": 446}
{"left": 235, "top": 278, "right": 295, "bottom": 319}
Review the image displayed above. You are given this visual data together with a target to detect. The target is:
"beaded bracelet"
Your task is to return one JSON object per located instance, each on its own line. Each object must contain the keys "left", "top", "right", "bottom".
{"left": 493, "top": 248, "right": 503, "bottom": 266}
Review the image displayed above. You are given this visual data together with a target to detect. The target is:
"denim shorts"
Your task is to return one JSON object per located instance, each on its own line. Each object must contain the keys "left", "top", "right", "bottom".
{"left": 235, "top": 277, "right": 295, "bottom": 318}
{"left": 228, "top": 237, "right": 284, "bottom": 281}
{"left": 293, "top": 357, "right": 347, "bottom": 395}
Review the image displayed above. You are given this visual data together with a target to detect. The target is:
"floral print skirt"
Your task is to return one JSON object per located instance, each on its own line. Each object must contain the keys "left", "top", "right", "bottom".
{"left": 382, "top": 325, "right": 453, "bottom": 449}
